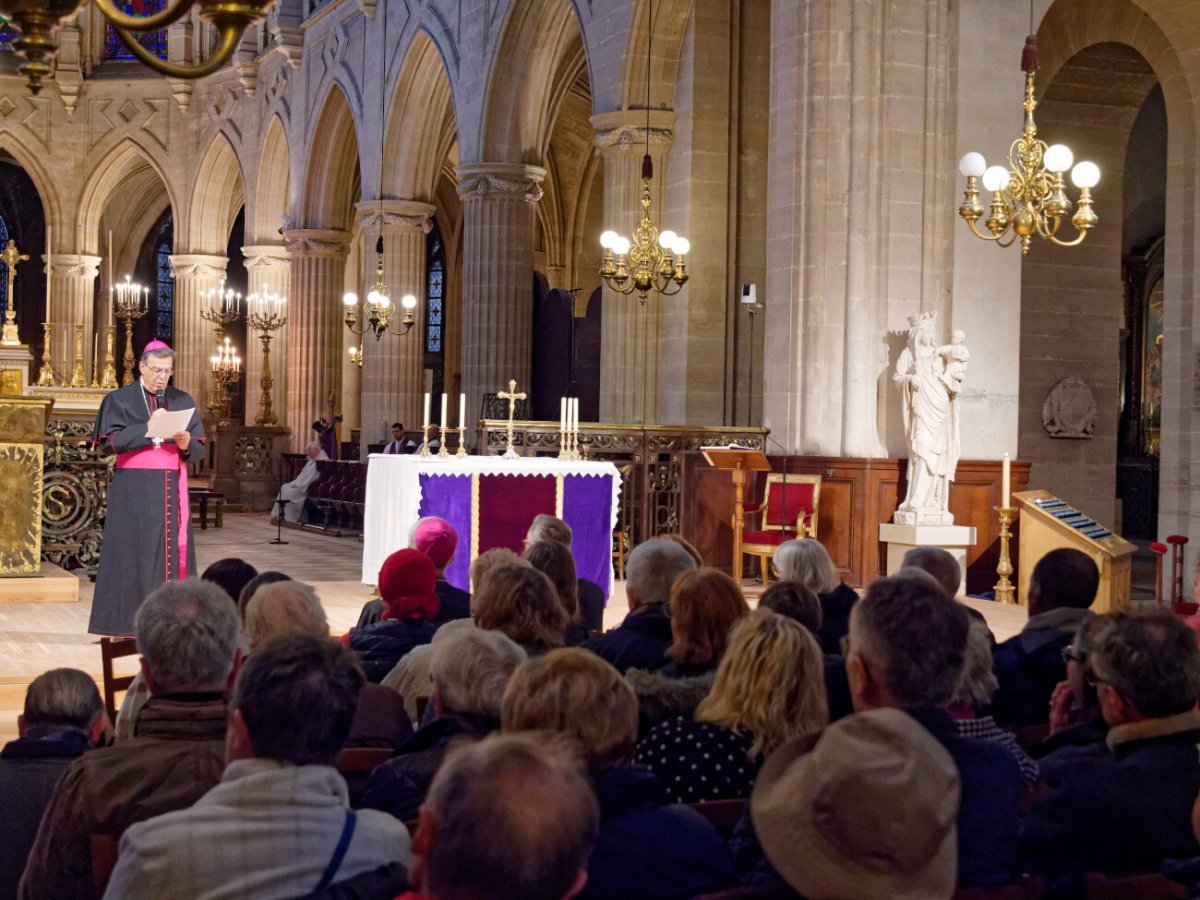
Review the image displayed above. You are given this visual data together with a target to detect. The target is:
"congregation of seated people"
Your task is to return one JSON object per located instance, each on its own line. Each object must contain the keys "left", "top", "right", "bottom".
{"left": 12, "top": 522, "right": 1200, "bottom": 899}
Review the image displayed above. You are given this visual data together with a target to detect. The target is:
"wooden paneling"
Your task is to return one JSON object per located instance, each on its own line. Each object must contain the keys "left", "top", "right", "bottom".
{"left": 684, "top": 455, "right": 1032, "bottom": 592}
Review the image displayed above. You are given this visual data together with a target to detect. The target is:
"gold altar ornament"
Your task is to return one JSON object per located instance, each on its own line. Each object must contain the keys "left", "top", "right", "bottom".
{"left": 0, "top": 0, "right": 277, "bottom": 94}
{"left": 246, "top": 292, "right": 287, "bottom": 426}
{"left": 36, "top": 322, "right": 57, "bottom": 387}
{"left": 113, "top": 275, "right": 148, "bottom": 386}
{"left": 0, "top": 239, "right": 29, "bottom": 346}
{"left": 994, "top": 506, "right": 1017, "bottom": 604}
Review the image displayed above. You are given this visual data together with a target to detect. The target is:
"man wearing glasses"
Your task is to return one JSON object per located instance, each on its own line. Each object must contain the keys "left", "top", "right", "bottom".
{"left": 1020, "top": 608, "right": 1200, "bottom": 890}
{"left": 89, "top": 340, "right": 205, "bottom": 637}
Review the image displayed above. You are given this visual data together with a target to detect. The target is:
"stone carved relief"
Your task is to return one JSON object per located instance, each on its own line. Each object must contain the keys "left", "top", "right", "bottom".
{"left": 49, "top": 259, "right": 101, "bottom": 280}
{"left": 358, "top": 212, "right": 434, "bottom": 235}
{"left": 285, "top": 235, "right": 350, "bottom": 257}
{"left": 456, "top": 173, "right": 544, "bottom": 203}
{"left": 169, "top": 260, "right": 227, "bottom": 281}
{"left": 234, "top": 434, "right": 275, "bottom": 474}
{"left": 594, "top": 126, "right": 673, "bottom": 154}
{"left": 1042, "top": 376, "right": 1097, "bottom": 439}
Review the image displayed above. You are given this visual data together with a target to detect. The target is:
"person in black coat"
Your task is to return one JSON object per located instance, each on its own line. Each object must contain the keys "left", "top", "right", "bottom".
{"left": 346, "top": 548, "right": 440, "bottom": 682}
{"left": 1021, "top": 608, "right": 1200, "bottom": 894}
{"left": 772, "top": 538, "right": 858, "bottom": 656}
{"left": 990, "top": 548, "right": 1098, "bottom": 728}
{"left": 502, "top": 648, "right": 736, "bottom": 899}
{"left": 355, "top": 517, "right": 471, "bottom": 629}
{"left": 584, "top": 539, "right": 697, "bottom": 673}
{"left": 0, "top": 669, "right": 108, "bottom": 899}
{"left": 359, "top": 628, "right": 526, "bottom": 821}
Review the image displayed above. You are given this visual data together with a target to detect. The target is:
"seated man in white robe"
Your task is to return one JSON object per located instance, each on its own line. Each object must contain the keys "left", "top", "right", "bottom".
{"left": 278, "top": 442, "right": 328, "bottom": 523}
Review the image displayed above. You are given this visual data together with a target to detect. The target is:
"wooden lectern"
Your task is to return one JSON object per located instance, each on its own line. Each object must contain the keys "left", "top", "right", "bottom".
{"left": 1012, "top": 489, "right": 1135, "bottom": 613}
{"left": 703, "top": 447, "right": 771, "bottom": 582}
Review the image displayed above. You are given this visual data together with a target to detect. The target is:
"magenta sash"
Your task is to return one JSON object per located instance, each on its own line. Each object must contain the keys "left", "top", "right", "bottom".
{"left": 116, "top": 444, "right": 190, "bottom": 578}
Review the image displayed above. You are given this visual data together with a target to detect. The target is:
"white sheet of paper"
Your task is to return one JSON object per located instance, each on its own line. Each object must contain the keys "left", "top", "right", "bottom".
{"left": 146, "top": 407, "right": 195, "bottom": 440}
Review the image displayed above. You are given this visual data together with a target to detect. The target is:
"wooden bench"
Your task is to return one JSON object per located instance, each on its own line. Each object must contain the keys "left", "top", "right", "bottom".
{"left": 188, "top": 488, "right": 225, "bottom": 530}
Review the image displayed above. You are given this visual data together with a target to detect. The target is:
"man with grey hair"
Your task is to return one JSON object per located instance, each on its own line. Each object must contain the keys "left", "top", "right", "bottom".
{"left": 407, "top": 733, "right": 599, "bottom": 900}
{"left": 583, "top": 538, "right": 697, "bottom": 672}
{"left": 1020, "top": 608, "right": 1200, "bottom": 889}
{"left": 90, "top": 339, "right": 206, "bottom": 636}
{"left": 0, "top": 670, "right": 107, "bottom": 898}
{"left": 21, "top": 579, "right": 239, "bottom": 900}
{"left": 279, "top": 440, "right": 328, "bottom": 523}
{"left": 846, "top": 573, "right": 1023, "bottom": 888}
{"left": 362, "top": 628, "right": 527, "bottom": 822}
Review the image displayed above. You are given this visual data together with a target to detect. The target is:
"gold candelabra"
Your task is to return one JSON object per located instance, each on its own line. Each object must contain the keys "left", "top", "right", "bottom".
{"left": 70, "top": 323, "right": 86, "bottom": 387}
{"left": 348, "top": 341, "right": 363, "bottom": 367}
{"left": 957, "top": 35, "right": 1099, "bottom": 255}
{"left": 246, "top": 292, "right": 287, "bottom": 426}
{"left": 209, "top": 337, "right": 242, "bottom": 425}
{"left": 994, "top": 507, "right": 1017, "bottom": 604}
{"left": 113, "top": 275, "right": 149, "bottom": 386}
{"left": 201, "top": 284, "right": 241, "bottom": 415}
{"left": 36, "top": 321, "right": 58, "bottom": 386}
{"left": 100, "top": 324, "right": 118, "bottom": 389}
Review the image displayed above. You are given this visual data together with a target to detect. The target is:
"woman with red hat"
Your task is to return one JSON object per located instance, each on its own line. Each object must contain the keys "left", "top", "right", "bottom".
{"left": 345, "top": 548, "right": 441, "bottom": 682}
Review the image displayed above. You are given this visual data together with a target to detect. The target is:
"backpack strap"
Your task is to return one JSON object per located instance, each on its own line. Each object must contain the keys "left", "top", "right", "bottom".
{"left": 315, "top": 809, "right": 358, "bottom": 891}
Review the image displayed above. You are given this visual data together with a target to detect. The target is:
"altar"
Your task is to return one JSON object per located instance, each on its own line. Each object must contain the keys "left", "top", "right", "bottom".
{"left": 361, "top": 454, "right": 621, "bottom": 597}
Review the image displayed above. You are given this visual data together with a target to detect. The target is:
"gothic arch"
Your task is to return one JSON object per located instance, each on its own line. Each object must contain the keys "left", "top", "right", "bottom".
{"left": 620, "top": 0, "right": 693, "bottom": 111}
{"left": 381, "top": 30, "right": 456, "bottom": 202}
{"left": 299, "top": 82, "right": 361, "bottom": 229}
{"left": 0, "top": 135, "right": 58, "bottom": 241}
{"left": 477, "top": 0, "right": 584, "bottom": 162}
{"left": 187, "top": 131, "right": 246, "bottom": 255}
{"left": 1035, "top": 0, "right": 1197, "bottom": 536}
{"left": 76, "top": 140, "right": 176, "bottom": 258}
{"left": 252, "top": 114, "right": 291, "bottom": 243}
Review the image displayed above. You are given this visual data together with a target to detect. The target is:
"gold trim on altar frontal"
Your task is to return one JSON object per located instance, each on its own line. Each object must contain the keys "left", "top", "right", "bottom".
{"left": 0, "top": 442, "right": 44, "bottom": 576}
{"left": 1, "top": 369, "right": 22, "bottom": 396}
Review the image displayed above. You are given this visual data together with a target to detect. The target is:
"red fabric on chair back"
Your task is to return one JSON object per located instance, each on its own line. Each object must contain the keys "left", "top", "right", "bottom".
{"left": 765, "top": 481, "right": 814, "bottom": 528}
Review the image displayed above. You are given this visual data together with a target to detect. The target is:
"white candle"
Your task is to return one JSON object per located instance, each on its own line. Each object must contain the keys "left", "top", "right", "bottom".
{"left": 1001, "top": 452, "right": 1011, "bottom": 505}
{"left": 560, "top": 397, "right": 567, "bottom": 431}
{"left": 571, "top": 398, "right": 579, "bottom": 432}
{"left": 440, "top": 392, "right": 448, "bottom": 427}
{"left": 423, "top": 392, "right": 431, "bottom": 427}
{"left": 45, "top": 224, "right": 51, "bottom": 308}
{"left": 459, "top": 393, "right": 466, "bottom": 428}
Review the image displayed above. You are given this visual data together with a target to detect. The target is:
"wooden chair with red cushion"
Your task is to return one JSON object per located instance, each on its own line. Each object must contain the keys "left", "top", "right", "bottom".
{"left": 742, "top": 473, "right": 820, "bottom": 583}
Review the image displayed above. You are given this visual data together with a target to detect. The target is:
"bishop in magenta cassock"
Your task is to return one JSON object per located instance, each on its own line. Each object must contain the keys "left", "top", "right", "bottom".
{"left": 89, "top": 341, "right": 206, "bottom": 636}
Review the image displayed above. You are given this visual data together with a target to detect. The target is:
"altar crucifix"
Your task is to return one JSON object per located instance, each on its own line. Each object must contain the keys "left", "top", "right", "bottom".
{"left": 0, "top": 239, "right": 29, "bottom": 346}
{"left": 497, "top": 379, "right": 527, "bottom": 460}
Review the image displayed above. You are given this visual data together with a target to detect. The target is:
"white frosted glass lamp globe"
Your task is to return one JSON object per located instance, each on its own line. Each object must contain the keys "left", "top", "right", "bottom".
{"left": 658, "top": 230, "right": 678, "bottom": 251}
{"left": 599, "top": 230, "right": 617, "bottom": 249}
{"left": 673, "top": 237, "right": 690, "bottom": 255}
{"left": 343, "top": 292, "right": 358, "bottom": 307}
{"left": 401, "top": 294, "right": 417, "bottom": 310}
{"left": 613, "top": 236, "right": 631, "bottom": 255}
{"left": 982, "top": 166, "right": 1012, "bottom": 192}
{"left": 958, "top": 152, "right": 987, "bottom": 178}
{"left": 1043, "top": 144, "right": 1073, "bottom": 174}
{"left": 1071, "top": 161, "right": 1100, "bottom": 188}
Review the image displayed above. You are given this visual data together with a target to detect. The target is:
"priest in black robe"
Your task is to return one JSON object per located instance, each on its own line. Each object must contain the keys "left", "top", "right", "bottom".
{"left": 89, "top": 341, "right": 206, "bottom": 636}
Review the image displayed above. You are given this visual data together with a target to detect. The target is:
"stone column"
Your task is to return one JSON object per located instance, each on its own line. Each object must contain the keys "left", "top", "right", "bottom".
{"left": 355, "top": 200, "right": 434, "bottom": 451}
{"left": 242, "top": 245, "right": 291, "bottom": 427}
{"left": 284, "top": 229, "right": 350, "bottom": 452}
{"left": 170, "top": 254, "right": 228, "bottom": 415}
{"left": 45, "top": 254, "right": 100, "bottom": 383}
{"left": 455, "top": 163, "right": 544, "bottom": 429}
{"left": 592, "top": 114, "right": 673, "bottom": 425}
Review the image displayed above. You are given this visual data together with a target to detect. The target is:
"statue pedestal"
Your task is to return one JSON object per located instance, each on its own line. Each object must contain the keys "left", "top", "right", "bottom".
{"left": 879, "top": 522, "right": 977, "bottom": 596}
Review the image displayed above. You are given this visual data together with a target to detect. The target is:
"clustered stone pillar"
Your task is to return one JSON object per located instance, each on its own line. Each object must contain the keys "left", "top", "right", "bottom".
{"left": 45, "top": 254, "right": 100, "bottom": 383}
{"left": 592, "top": 116, "right": 673, "bottom": 425}
{"left": 284, "top": 229, "right": 350, "bottom": 452}
{"left": 241, "top": 245, "right": 291, "bottom": 427}
{"left": 355, "top": 200, "right": 434, "bottom": 450}
{"left": 170, "top": 253, "right": 228, "bottom": 416}
{"left": 455, "top": 163, "right": 544, "bottom": 429}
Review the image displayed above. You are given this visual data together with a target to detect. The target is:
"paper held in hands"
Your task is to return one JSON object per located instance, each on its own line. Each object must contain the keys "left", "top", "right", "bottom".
{"left": 146, "top": 408, "right": 195, "bottom": 441}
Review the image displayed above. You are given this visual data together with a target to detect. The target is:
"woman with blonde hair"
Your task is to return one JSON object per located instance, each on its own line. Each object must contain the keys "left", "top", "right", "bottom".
{"left": 473, "top": 563, "right": 567, "bottom": 657}
{"left": 634, "top": 607, "right": 828, "bottom": 803}
{"left": 773, "top": 537, "right": 858, "bottom": 655}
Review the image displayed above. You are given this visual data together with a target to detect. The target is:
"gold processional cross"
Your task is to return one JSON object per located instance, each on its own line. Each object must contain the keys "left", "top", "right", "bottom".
{"left": 1, "top": 239, "right": 29, "bottom": 346}
{"left": 497, "top": 379, "right": 526, "bottom": 460}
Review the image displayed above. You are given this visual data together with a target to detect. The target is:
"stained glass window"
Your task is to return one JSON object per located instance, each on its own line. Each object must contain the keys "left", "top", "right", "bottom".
{"left": 425, "top": 231, "right": 444, "bottom": 354}
{"left": 155, "top": 213, "right": 173, "bottom": 341}
{"left": 105, "top": 0, "right": 168, "bottom": 61}
{"left": 0, "top": 215, "right": 10, "bottom": 314}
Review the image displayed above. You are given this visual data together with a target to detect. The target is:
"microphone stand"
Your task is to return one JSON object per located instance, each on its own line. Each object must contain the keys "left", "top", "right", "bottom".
{"left": 269, "top": 451, "right": 289, "bottom": 545}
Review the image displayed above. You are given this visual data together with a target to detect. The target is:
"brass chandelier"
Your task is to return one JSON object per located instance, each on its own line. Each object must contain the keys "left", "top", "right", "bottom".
{"left": 0, "top": 0, "right": 276, "bottom": 93}
{"left": 343, "top": 236, "right": 418, "bottom": 339}
{"left": 957, "top": 31, "right": 1099, "bottom": 254}
{"left": 597, "top": 0, "right": 688, "bottom": 304}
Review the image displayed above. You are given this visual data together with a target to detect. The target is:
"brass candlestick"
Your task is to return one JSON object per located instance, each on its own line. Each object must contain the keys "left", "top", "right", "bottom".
{"left": 454, "top": 426, "right": 468, "bottom": 458}
{"left": 994, "top": 506, "right": 1016, "bottom": 604}
{"left": 70, "top": 323, "right": 86, "bottom": 387}
{"left": 113, "top": 276, "right": 149, "bottom": 386}
{"left": 247, "top": 297, "right": 286, "bottom": 426}
{"left": 437, "top": 431, "right": 449, "bottom": 458}
{"left": 101, "top": 324, "right": 118, "bottom": 389}
{"left": 419, "top": 423, "right": 433, "bottom": 458}
{"left": 36, "top": 321, "right": 58, "bottom": 386}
